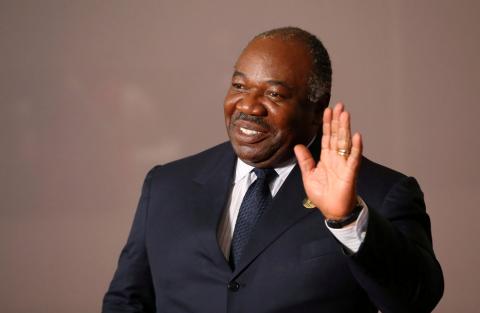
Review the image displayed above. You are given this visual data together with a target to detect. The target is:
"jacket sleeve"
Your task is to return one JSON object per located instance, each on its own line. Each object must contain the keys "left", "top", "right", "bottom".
{"left": 102, "top": 168, "right": 158, "bottom": 313}
{"left": 348, "top": 176, "right": 444, "bottom": 313}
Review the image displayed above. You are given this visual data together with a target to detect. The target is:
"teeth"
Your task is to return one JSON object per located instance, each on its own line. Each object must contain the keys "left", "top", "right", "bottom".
{"left": 240, "top": 127, "right": 260, "bottom": 135}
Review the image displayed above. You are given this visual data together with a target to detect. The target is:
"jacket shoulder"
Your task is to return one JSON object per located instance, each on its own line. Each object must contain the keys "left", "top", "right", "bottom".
{"left": 358, "top": 157, "right": 406, "bottom": 185}
{"left": 357, "top": 157, "right": 413, "bottom": 207}
{"left": 148, "top": 141, "right": 234, "bottom": 180}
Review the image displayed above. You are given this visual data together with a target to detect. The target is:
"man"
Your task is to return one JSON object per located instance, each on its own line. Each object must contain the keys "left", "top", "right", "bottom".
{"left": 103, "top": 27, "right": 443, "bottom": 313}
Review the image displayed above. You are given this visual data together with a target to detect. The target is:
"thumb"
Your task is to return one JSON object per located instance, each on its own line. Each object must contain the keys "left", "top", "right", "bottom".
{"left": 294, "top": 144, "right": 315, "bottom": 177}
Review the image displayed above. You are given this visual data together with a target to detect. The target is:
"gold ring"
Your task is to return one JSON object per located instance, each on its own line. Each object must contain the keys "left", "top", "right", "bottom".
{"left": 337, "top": 148, "right": 350, "bottom": 157}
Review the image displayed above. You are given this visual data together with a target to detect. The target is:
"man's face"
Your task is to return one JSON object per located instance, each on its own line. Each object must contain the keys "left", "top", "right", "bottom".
{"left": 224, "top": 38, "right": 321, "bottom": 168}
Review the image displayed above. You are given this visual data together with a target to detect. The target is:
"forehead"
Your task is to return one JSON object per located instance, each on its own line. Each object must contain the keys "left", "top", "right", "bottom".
{"left": 234, "top": 38, "right": 313, "bottom": 85}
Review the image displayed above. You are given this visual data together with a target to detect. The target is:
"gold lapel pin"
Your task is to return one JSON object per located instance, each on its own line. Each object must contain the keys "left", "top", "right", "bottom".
{"left": 302, "top": 198, "right": 316, "bottom": 209}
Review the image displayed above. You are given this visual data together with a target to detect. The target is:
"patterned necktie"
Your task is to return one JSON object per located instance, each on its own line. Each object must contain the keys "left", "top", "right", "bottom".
{"left": 229, "top": 168, "right": 277, "bottom": 270}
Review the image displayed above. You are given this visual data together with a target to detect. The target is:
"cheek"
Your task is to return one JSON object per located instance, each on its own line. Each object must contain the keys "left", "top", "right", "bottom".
{"left": 223, "top": 105, "right": 234, "bottom": 126}
{"left": 268, "top": 107, "right": 298, "bottom": 131}
{"left": 223, "top": 94, "right": 241, "bottom": 117}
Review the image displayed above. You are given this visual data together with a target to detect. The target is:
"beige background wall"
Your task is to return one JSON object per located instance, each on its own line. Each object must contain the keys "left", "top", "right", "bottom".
{"left": 1, "top": 0, "right": 479, "bottom": 312}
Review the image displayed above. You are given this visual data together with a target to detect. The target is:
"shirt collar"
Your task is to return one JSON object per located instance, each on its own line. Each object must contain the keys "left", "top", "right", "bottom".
{"left": 234, "top": 158, "right": 255, "bottom": 184}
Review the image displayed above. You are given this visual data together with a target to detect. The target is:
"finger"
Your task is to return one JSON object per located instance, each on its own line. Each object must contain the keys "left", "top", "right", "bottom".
{"left": 347, "top": 132, "right": 363, "bottom": 170}
{"left": 294, "top": 144, "right": 316, "bottom": 177}
{"left": 337, "top": 111, "right": 351, "bottom": 152}
{"left": 330, "top": 103, "right": 344, "bottom": 151}
{"left": 321, "top": 107, "right": 332, "bottom": 150}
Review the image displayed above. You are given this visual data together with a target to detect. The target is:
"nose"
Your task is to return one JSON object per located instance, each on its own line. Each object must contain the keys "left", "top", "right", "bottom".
{"left": 236, "top": 92, "right": 267, "bottom": 116}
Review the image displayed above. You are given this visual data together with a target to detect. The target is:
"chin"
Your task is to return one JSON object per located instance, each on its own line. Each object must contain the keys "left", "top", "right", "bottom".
{"left": 233, "top": 145, "right": 263, "bottom": 163}
{"left": 234, "top": 144, "right": 292, "bottom": 168}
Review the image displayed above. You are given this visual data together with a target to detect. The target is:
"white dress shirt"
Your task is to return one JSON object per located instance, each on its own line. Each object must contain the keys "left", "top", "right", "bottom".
{"left": 217, "top": 157, "right": 369, "bottom": 259}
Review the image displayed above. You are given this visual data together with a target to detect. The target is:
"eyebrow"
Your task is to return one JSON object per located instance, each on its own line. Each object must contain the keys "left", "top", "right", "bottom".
{"left": 232, "top": 70, "right": 246, "bottom": 78}
{"left": 232, "top": 70, "right": 293, "bottom": 90}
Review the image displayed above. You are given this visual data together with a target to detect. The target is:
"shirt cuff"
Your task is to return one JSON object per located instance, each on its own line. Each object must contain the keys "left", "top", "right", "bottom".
{"left": 325, "top": 197, "right": 369, "bottom": 253}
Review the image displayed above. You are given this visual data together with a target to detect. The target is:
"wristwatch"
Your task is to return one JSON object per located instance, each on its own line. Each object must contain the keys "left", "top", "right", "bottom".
{"left": 325, "top": 199, "right": 364, "bottom": 229}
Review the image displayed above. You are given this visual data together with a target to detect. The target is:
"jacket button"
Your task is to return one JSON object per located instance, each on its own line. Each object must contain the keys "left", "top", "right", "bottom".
{"left": 227, "top": 281, "right": 240, "bottom": 291}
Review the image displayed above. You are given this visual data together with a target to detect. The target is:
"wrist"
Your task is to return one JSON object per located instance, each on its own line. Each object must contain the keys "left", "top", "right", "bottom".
{"left": 325, "top": 197, "right": 364, "bottom": 229}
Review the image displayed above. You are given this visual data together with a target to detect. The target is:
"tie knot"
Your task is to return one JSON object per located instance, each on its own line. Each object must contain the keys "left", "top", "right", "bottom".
{"left": 253, "top": 168, "right": 277, "bottom": 181}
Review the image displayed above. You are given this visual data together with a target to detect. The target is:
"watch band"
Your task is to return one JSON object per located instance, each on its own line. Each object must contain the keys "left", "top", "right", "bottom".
{"left": 325, "top": 201, "right": 363, "bottom": 229}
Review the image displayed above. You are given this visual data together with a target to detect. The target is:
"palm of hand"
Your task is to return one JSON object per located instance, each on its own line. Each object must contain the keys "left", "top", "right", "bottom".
{"left": 294, "top": 103, "right": 362, "bottom": 220}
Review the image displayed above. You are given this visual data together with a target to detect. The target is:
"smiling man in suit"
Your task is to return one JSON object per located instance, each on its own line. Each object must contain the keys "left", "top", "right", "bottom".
{"left": 103, "top": 27, "right": 443, "bottom": 313}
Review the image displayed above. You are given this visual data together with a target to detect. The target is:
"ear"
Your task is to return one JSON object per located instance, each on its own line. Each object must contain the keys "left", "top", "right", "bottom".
{"left": 312, "top": 92, "right": 330, "bottom": 124}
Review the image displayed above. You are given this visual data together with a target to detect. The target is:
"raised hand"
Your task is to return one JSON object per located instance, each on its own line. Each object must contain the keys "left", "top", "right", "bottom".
{"left": 294, "top": 103, "right": 363, "bottom": 220}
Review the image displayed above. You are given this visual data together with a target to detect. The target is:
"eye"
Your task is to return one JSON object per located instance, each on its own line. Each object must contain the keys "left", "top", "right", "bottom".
{"left": 266, "top": 90, "right": 283, "bottom": 99}
{"left": 232, "top": 83, "right": 245, "bottom": 90}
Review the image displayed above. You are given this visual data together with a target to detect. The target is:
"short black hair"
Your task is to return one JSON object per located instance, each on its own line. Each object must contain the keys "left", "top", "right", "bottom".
{"left": 253, "top": 26, "right": 332, "bottom": 108}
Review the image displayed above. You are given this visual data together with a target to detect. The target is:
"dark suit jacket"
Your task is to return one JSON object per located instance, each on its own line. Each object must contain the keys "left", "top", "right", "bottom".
{"left": 103, "top": 141, "right": 443, "bottom": 313}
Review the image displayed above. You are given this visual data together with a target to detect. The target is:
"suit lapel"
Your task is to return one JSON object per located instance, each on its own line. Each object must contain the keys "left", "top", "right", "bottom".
{"left": 191, "top": 144, "right": 236, "bottom": 270}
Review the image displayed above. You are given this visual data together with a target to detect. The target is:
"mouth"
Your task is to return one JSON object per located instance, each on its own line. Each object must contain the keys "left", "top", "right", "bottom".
{"left": 239, "top": 127, "right": 261, "bottom": 136}
{"left": 231, "top": 121, "right": 270, "bottom": 144}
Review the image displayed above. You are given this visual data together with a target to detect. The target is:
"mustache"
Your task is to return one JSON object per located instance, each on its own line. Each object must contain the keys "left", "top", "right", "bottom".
{"left": 233, "top": 112, "right": 270, "bottom": 130}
